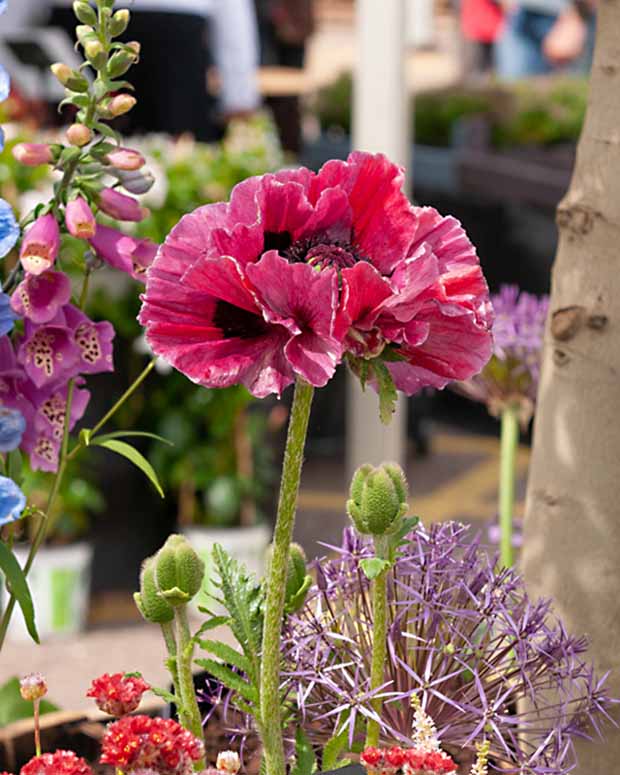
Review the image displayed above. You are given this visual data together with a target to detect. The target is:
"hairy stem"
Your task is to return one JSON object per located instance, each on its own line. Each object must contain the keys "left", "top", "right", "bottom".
{"left": 365, "top": 535, "right": 389, "bottom": 748}
{"left": 499, "top": 405, "right": 519, "bottom": 568}
{"left": 175, "top": 605, "right": 206, "bottom": 770}
{"left": 160, "top": 620, "right": 187, "bottom": 727}
{"left": 259, "top": 379, "right": 314, "bottom": 775}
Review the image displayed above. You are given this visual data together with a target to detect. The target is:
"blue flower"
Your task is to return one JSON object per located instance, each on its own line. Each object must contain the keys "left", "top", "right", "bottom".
{"left": 0, "top": 293, "right": 16, "bottom": 335}
{"left": 0, "top": 199, "right": 19, "bottom": 257}
{"left": 0, "top": 474, "right": 26, "bottom": 526}
{"left": 0, "top": 406, "right": 25, "bottom": 452}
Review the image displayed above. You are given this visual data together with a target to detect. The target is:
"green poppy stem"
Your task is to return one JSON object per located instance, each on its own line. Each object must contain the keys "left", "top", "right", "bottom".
{"left": 499, "top": 404, "right": 520, "bottom": 568}
{"left": 365, "top": 535, "right": 389, "bottom": 748}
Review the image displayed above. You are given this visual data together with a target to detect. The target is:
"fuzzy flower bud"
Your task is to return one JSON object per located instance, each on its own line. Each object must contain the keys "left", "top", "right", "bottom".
{"left": 66, "top": 123, "right": 92, "bottom": 147}
{"left": 84, "top": 39, "right": 106, "bottom": 68}
{"left": 108, "top": 94, "right": 136, "bottom": 117}
{"left": 86, "top": 672, "right": 150, "bottom": 717}
{"left": 347, "top": 462, "right": 408, "bottom": 536}
{"left": 19, "top": 673, "right": 48, "bottom": 702}
{"left": 107, "top": 48, "right": 139, "bottom": 78}
{"left": 50, "top": 62, "right": 88, "bottom": 92}
{"left": 104, "top": 146, "right": 145, "bottom": 171}
{"left": 73, "top": 1, "right": 97, "bottom": 26}
{"left": 134, "top": 555, "right": 174, "bottom": 623}
{"left": 20, "top": 214, "right": 60, "bottom": 275}
{"left": 215, "top": 751, "right": 241, "bottom": 774}
{"left": 285, "top": 543, "right": 311, "bottom": 613}
{"left": 98, "top": 187, "right": 149, "bottom": 222}
{"left": 109, "top": 8, "right": 130, "bottom": 36}
{"left": 153, "top": 534, "right": 205, "bottom": 606}
{"left": 66, "top": 196, "right": 96, "bottom": 239}
{"left": 115, "top": 168, "right": 155, "bottom": 195}
{"left": 12, "top": 143, "right": 54, "bottom": 166}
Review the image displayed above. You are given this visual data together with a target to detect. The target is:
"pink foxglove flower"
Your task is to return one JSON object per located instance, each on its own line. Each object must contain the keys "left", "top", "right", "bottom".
{"left": 12, "top": 143, "right": 54, "bottom": 166}
{"left": 17, "top": 319, "right": 81, "bottom": 388}
{"left": 90, "top": 223, "right": 158, "bottom": 280}
{"left": 139, "top": 152, "right": 492, "bottom": 399}
{"left": 11, "top": 270, "right": 72, "bottom": 324}
{"left": 65, "top": 196, "right": 96, "bottom": 239}
{"left": 105, "top": 146, "right": 145, "bottom": 171}
{"left": 98, "top": 187, "right": 149, "bottom": 222}
{"left": 20, "top": 214, "right": 60, "bottom": 275}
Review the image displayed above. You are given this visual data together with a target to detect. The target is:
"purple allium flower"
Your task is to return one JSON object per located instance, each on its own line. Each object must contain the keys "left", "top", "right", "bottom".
{"left": 280, "top": 524, "right": 613, "bottom": 774}
{"left": 455, "top": 285, "right": 549, "bottom": 425}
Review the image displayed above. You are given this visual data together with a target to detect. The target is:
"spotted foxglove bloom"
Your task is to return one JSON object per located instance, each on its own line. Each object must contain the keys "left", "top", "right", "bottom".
{"left": 90, "top": 223, "right": 158, "bottom": 280}
{"left": 20, "top": 214, "right": 60, "bottom": 275}
{"left": 11, "top": 270, "right": 72, "bottom": 324}
{"left": 139, "top": 152, "right": 493, "bottom": 399}
{"left": 0, "top": 475, "right": 25, "bottom": 525}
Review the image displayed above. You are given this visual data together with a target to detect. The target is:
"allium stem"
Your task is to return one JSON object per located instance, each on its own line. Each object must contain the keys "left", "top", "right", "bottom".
{"left": 365, "top": 535, "right": 389, "bottom": 748}
{"left": 174, "top": 605, "right": 206, "bottom": 771}
{"left": 499, "top": 404, "right": 519, "bottom": 567}
{"left": 259, "top": 378, "right": 314, "bottom": 775}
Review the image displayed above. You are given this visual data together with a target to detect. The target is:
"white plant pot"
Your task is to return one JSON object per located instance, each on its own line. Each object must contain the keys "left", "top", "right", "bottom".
{"left": 182, "top": 524, "right": 272, "bottom": 615}
{"left": 2, "top": 542, "right": 93, "bottom": 642}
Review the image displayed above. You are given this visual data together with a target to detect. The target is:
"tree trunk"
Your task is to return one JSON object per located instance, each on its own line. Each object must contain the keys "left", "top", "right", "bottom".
{"left": 522, "top": 3, "right": 620, "bottom": 773}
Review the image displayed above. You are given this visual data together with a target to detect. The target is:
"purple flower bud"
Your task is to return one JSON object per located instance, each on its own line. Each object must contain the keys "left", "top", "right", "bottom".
{"left": 20, "top": 214, "right": 60, "bottom": 275}
{"left": 65, "top": 196, "right": 96, "bottom": 239}
{"left": 12, "top": 143, "right": 54, "bottom": 166}
{"left": 105, "top": 147, "right": 145, "bottom": 171}
{"left": 98, "top": 188, "right": 149, "bottom": 222}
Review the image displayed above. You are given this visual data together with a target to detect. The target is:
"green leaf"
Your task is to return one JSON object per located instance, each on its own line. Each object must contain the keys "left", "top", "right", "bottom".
{"left": 149, "top": 685, "right": 178, "bottom": 704}
{"left": 192, "top": 615, "right": 229, "bottom": 640}
{"left": 285, "top": 575, "right": 312, "bottom": 615}
{"left": 79, "top": 428, "right": 92, "bottom": 447}
{"left": 359, "top": 557, "right": 391, "bottom": 580}
{"left": 93, "top": 121, "right": 121, "bottom": 143}
{"left": 322, "top": 718, "right": 351, "bottom": 771}
{"left": 6, "top": 449, "right": 23, "bottom": 486}
{"left": 194, "top": 659, "right": 257, "bottom": 705}
{"left": 92, "top": 430, "right": 173, "bottom": 447}
{"left": 0, "top": 543, "right": 39, "bottom": 643}
{"left": 291, "top": 727, "right": 316, "bottom": 775}
{"left": 0, "top": 678, "right": 58, "bottom": 726}
{"left": 373, "top": 360, "right": 398, "bottom": 425}
{"left": 92, "top": 439, "right": 164, "bottom": 497}
{"left": 197, "top": 639, "right": 252, "bottom": 674}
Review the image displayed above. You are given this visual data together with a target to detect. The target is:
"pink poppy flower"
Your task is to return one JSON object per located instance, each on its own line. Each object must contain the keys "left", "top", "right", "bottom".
{"left": 11, "top": 270, "right": 72, "bottom": 324}
{"left": 89, "top": 223, "right": 158, "bottom": 281}
{"left": 20, "top": 214, "right": 60, "bottom": 275}
{"left": 139, "top": 152, "right": 493, "bottom": 399}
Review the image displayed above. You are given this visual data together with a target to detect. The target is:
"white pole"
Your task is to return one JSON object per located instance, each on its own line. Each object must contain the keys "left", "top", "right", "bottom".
{"left": 347, "top": 0, "right": 409, "bottom": 477}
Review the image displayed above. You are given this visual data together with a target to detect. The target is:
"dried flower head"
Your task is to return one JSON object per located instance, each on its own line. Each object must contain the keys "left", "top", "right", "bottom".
{"left": 455, "top": 285, "right": 549, "bottom": 426}
{"left": 100, "top": 715, "right": 204, "bottom": 774}
{"left": 20, "top": 750, "right": 92, "bottom": 775}
{"left": 282, "top": 524, "right": 613, "bottom": 774}
{"left": 86, "top": 672, "right": 150, "bottom": 716}
{"left": 215, "top": 751, "right": 241, "bottom": 774}
{"left": 19, "top": 673, "right": 47, "bottom": 702}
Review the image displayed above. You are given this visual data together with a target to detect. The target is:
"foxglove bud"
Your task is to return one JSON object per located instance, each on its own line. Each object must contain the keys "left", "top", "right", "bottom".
{"left": 216, "top": 751, "right": 241, "bottom": 774}
{"left": 154, "top": 534, "right": 205, "bottom": 606}
{"left": 108, "top": 94, "right": 136, "bottom": 117}
{"left": 107, "top": 49, "right": 138, "bottom": 78}
{"left": 19, "top": 673, "right": 48, "bottom": 702}
{"left": 50, "top": 62, "right": 88, "bottom": 92}
{"left": 66, "top": 123, "right": 92, "bottom": 147}
{"left": 134, "top": 555, "right": 174, "bottom": 623}
{"left": 115, "top": 168, "right": 155, "bottom": 195}
{"left": 84, "top": 39, "right": 106, "bottom": 69}
{"left": 347, "top": 462, "right": 408, "bottom": 536}
{"left": 20, "top": 214, "right": 60, "bottom": 275}
{"left": 98, "top": 188, "right": 149, "bottom": 222}
{"left": 104, "top": 146, "right": 145, "bottom": 171}
{"left": 66, "top": 196, "right": 96, "bottom": 239}
{"left": 73, "top": 1, "right": 97, "bottom": 26}
{"left": 109, "top": 8, "right": 130, "bottom": 36}
{"left": 12, "top": 143, "right": 54, "bottom": 166}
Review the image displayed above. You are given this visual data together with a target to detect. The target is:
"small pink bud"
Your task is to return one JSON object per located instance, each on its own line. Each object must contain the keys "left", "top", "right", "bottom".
{"left": 12, "top": 143, "right": 53, "bottom": 166}
{"left": 20, "top": 214, "right": 61, "bottom": 275}
{"left": 98, "top": 188, "right": 149, "bottom": 222}
{"left": 108, "top": 94, "right": 136, "bottom": 117}
{"left": 215, "top": 752, "right": 241, "bottom": 774}
{"left": 19, "top": 673, "right": 48, "bottom": 702}
{"left": 66, "top": 124, "right": 92, "bottom": 147}
{"left": 105, "top": 147, "right": 145, "bottom": 171}
{"left": 66, "top": 196, "right": 96, "bottom": 239}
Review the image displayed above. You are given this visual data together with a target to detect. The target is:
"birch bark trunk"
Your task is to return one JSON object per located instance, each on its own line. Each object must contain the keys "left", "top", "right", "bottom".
{"left": 523, "top": 3, "right": 620, "bottom": 773}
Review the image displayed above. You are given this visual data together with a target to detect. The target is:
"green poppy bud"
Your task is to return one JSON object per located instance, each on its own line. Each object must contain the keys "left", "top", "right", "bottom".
{"left": 154, "top": 534, "right": 205, "bottom": 607}
{"left": 134, "top": 555, "right": 174, "bottom": 624}
{"left": 347, "top": 462, "right": 409, "bottom": 536}
{"left": 266, "top": 542, "right": 312, "bottom": 615}
{"left": 73, "top": 1, "right": 97, "bottom": 26}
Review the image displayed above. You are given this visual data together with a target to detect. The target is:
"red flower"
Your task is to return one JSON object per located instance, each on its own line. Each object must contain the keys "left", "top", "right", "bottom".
{"left": 384, "top": 747, "right": 406, "bottom": 768}
{"left": 139, "top": 153, "right": 492, "bottom": 399}
{"left": 100, "top": 715, "right": 204, "bottom": 774}
{"left": 20, "top": 750, "right": 92, "bottom": 775}
{"left": 361, "top": 747, "right": 384, "bottom": 767}
{"left": 86, "top": 672, "right": 150, "bottom": 716}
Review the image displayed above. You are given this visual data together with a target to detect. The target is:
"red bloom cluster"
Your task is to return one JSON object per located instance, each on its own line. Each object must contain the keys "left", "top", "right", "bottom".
{"left": 361, "top": 746, "right": 457, "bottom": 775}
{"left": 100, "top": 714, "right": 204, "bottom": 774}
{"left": 86, "top": 672, "right": 150, "bottom": 716}
{"left": 19, "top": 750, "right": 93, "bottom": 775}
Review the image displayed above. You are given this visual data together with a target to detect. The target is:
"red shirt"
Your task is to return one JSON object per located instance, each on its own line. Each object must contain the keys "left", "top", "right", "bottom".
{"left": 461, "top": 0, "right": 504, "bottom": 43}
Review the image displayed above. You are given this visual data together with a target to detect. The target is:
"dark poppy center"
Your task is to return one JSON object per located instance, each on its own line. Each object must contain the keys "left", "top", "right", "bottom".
{"left": 213, "top": 301, "right": 267, "bottom": 339}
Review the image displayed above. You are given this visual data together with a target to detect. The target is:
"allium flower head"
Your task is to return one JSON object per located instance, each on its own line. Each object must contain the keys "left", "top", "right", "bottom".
{"left": 100, "top": 715, "right": 204, "bottom": 774}
{"left": 20, "top": 750, "right": 93, "bottom": 775}
{"left": 455, "top": 285, "right": 549, "bottom": 425}
{"left": 139, "top": 152, "right": 492, "bottom": 398}
{"left": 19, "top": 672, "right": 48, "bottom": 701}
{"left": 86, "top": 672, "right": 150, "bottom": 716}
{"left": 282, "top": 524, "right": 613, "bottom": 774}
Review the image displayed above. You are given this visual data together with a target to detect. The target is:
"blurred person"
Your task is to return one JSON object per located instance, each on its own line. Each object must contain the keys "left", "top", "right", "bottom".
{"left": 47, "top": 0, "right": 261, "bottom": 141}
{"left": 496, "top": 0, "right": 595, "bottom": 79}
{"left": 254, "top": 0, "right": 315, "bottom": 153}
{"left": 461, "top": 0, "right": 504, "bottom": 76}
{"left": 1, "top": 0, "right": 47, "bottom": 29}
